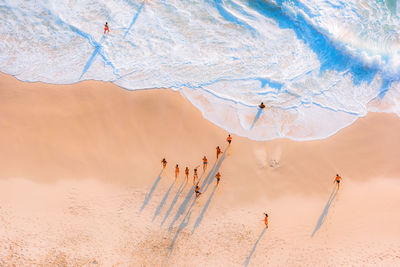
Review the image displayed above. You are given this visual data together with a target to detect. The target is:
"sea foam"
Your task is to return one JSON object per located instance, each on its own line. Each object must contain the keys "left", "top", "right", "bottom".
{"left": 1, "top": 0, "right": 400, "bottom": 140}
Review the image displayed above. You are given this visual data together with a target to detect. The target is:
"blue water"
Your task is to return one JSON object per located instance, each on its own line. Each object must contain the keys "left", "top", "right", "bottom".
{"left": 1, "top": 0, "right": 400, "bottom": 140}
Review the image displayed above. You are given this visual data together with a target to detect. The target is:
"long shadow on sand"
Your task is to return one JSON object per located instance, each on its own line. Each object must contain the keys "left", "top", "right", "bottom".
{"left": 200, "top": 150, "right": 227, "bottom": 195}
{"left": 311, "top": 186, "right": 338, "bottom": 237}
{"left": 244, "top": 227, "right": 267, "bottom": 267}
{"left": 168, "top": 169, "right": 208, "bottom": 231}
{"left": 192, "top": 185, "right": 217, "bottom": 234}
{"left": 168, "top": 150, "right": 229, "bottom": 253}
{"left": 168, "top": 197, "right": 197, "bottom": 254}
{"left": 167, "top": 171, "right": 205, "bottom": 231}
{"left": 168, "top": 151, "right": 227, "bottom": 231}
{"left": 161, "top": 179, "right": 187, "bottom": 226}
{"left": 168, "top": 183, "right": 196, "bottom": 232}
{"left": 152, "top": 179, "right": 176, "bottom": 222}
{"left": 250, "top": 108, "right": 263, "bottom": 129}
{"left": 140, "top": 170, "right": 163, "bottom": 213}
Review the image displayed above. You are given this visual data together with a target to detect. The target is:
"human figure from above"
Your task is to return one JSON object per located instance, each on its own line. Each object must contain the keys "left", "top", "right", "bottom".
{"left": 334, "top": 174, "right": 342, "bottom": 189}
{"left": 161, "top": 158, "right": 167, "bottom": 169}
{"left": 185, "top": 167, "right": 189, "bottom": 181}
{"left": 195, "top": 182, "right": 202, "bottom": 198}
{"left": 175, "top": 164, "right": 179, "bottom": 179}
{"left": 216, "top": 146, "right": 222, "bottom": 159}
{"left": 104, "top": 22, "right": 109, "bottom": 34}
{"left": 264, "top": 213, "right": 268, "bottom": 228}
{"left": 193, "top": 168, "right": 198, "bottom": 184}
{"left": 226, "top": 134, "right": 232, "bottom": 145}
{"left": 202, "top": 156, "right": 208, "bottom": 171}
{"left": 259, "top": 102, "right": 265, "bottom": 109}
{"left": 215, "top": 172, "right": 221, "bottom": 186}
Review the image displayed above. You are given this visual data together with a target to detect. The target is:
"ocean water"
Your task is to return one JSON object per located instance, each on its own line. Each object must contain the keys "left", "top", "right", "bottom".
{"left": 1, "top": 0, "right": 400, "bottom": 140}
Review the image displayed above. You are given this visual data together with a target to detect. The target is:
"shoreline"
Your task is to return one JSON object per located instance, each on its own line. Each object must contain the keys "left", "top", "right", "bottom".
{"left": 1, "top": 73, "right": 400, "bottom": 265}
{"left": 1, "top": 72, "right": 399, "bottom": 191}
{"left": 2, "top": 72, "right": 389, "bottom": 142}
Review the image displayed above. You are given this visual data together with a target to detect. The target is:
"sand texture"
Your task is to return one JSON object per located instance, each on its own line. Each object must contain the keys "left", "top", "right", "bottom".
{"left": 0, "top": 74, "right": 400, "bottom": 266}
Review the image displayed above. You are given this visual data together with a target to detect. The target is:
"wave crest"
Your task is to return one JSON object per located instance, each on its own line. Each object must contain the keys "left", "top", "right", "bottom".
{"left": 1, "top": 0, "right": 399, "bottom": 140}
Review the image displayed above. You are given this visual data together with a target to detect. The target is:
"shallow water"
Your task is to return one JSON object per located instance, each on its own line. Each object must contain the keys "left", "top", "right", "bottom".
{"left": 1, "top": 0, "right": 400, "bottom": 140}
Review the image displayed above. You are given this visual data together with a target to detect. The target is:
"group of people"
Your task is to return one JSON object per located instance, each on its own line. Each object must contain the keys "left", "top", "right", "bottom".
{"left": 160, "top": 133, "right": 343, "bottom": 229}
{"left": 160, "top": 134, "right": 233, "bottom": 199}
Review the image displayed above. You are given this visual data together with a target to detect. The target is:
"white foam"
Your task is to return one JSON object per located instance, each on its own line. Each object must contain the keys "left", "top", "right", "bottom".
{"left": 1, "top": 0, "right": 399, "bottom": 140}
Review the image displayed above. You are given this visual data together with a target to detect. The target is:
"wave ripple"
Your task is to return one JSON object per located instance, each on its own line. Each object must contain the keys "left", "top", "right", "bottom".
{"left": 1, "top": 0, "right": 400, "bottom": 140}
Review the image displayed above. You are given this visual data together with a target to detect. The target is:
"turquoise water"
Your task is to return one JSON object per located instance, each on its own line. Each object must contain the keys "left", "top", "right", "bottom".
{"left": 1, "top": 0, "right": 400, "bottom": 140}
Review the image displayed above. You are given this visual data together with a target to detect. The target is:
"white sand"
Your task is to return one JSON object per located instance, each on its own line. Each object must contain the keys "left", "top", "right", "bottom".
{"left": 0, "top": 73, "right": 399, "bottom": 266}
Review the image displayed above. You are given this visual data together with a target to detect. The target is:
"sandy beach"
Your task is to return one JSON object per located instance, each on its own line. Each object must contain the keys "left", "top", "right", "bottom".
{"left": 1, "top": 73, "right": 400, "bottom": 266}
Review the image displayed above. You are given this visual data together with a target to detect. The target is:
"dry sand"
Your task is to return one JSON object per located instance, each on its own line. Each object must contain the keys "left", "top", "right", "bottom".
{"left": 0, "top": 73, "right": 399, "bottom": 266}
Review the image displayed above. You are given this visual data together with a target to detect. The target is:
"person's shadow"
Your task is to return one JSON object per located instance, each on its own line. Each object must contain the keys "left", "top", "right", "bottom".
{"left": 152, "top": 179, "right": 175, "bottom": 221}
{"left": 192, "top": 185, "right": 217, "bottom": 234}
{"left": 250, "top": 108, "right": 263, "bottom": 129}
{"left": 160, "top": 179, "right": 187, "bottom": 226}
{"left": 168, "top": 197, "right": 196, "bottom": 254}
{"left": 244, "top": 227, "right": 267, "bottom": 267}
{"left": 139, "top": 170, "right": 163, "bottom": 213}
{"left": 311, "top": 185, "right": 339, "bottom": 237}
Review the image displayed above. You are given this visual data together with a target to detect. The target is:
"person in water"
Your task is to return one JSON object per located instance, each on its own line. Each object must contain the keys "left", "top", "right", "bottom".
{"left": 104, "top": 22, "right": 109, "bottom": 34}
{"left": 175, "top": 164, "right": 179, "bottom": 179}
{"left": 195, "top": 182, "right": 202, "bottom": 198}
{"left": 334, "top": 174, "right": 342, "bottom": 189}
{"left": 264, "top": 213, "right": 268, "bottom": 228}
{"left": 216, "top": 146, "right": 222, "bottom": 159}
{"left": 259, "top": 102, "right": 265, "bottom": 109}
{"left": 193, "top": 168, "right": 198, "bottom": 184}
{"left": 161, "top": 158, "right": 167, "bottom": 169}
{"left": 226, "top": 134, "right": 232, "bottom": 145}
{"left": 202, "top": 156, "right": 208, "bottom": 171}
{"left": 185, "top": 167, "right": 189, "bottom": 181}
{"left": 215, "top": 172, "right": 221, "bottom": 186}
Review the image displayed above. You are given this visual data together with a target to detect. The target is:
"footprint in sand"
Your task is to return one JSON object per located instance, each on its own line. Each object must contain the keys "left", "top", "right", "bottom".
{"left": 269, "top": 159, "right": 280, "bottom": 168}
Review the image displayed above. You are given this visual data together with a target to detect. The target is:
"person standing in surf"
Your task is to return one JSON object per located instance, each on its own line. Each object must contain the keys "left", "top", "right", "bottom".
{"left": 259, "top": 102, "right": 265, "bottom": 109}
{"left": 104, "top": 22, "right": 109, "bottom": 34}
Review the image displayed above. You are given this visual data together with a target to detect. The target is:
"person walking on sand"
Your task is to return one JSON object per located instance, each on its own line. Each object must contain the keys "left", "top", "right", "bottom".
{"left": 104, "top": 22, "right": 109, "bottom": 34}
{"left": 195, "top": 182, "right": 202, "bottom": 198}
{"left": 202, "top": 156, "right": 208, "bottom": 171}
{"left": 175, "top": 164, "right": 179, "bottom": 179}
{"left": 161, "top": 158, "right": 167, "bottom": 169}
{"left": 259, "top": 102, "right": 265, "bottom": 109}
{"left": 226, "top": 134, "right": 232, "bottom": 145}
{"left": 334, "top": 174, "right": 342, "bottom": 189}
{"left": 216, "top": 146, "right": 222, "bottom": 159}
{"left": 215, "top": 172, "right": 221, "bottom": 186}
{"left": 193, "top": 168, "right": 199, "bottom": 184}
{"left": 185, "top": 167, "right": 189, "bottom": 181}
{"left": 264, "top": 213, "right": 268, "bottom": 228}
